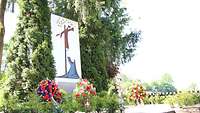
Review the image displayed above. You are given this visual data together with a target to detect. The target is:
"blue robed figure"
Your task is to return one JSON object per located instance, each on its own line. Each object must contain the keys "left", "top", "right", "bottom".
{"left": 56, "top": 57, "right": 79, "bottom": 79}
{"left": 66, "top": 57, "right": 79, "bottom": 78}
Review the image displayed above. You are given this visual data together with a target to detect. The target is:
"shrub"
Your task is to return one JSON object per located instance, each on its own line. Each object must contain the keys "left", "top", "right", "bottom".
{"left": 91, "top": 91, "right": 119, "bottom": 113}
{"left": 164, "top": 92, "right": 200, "bottom": 107}
{"left": 143, "top": 95, "right": 166, "bottom": 104}
{"left": 0, "top": 93, "right": 56, "bottom": 113}
{"left": 0, "top": 73, "right": 6, "bottom": 86}
{"left": 91, "top": 94, "right": 105, "bottom": 112}
{"left": 0, "top": 73, "right": 9, "bottom": 112}
{"left": 106, "top": 94, "right": 120, "bottom": 113}
{"left": 60, "top": 91, "right": 81, "bottom": 113}
{"left": 0, "top": 90, "right": 3, "bottom": 110}
{"left": 1, "top": 87, "right": 120, "bottom": 113}
{"left": 163, "top": 95, "right": 177, "bottom": 107}
{"left": 177, "top": 92, "right": 199, "bottom": 106}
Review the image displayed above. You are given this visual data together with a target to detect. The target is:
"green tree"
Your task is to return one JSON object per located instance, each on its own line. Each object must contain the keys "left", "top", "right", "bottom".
{"left": 52, "top": 0, "right": 140, "bottom": 91}
{"left": 5, "top": 0, "right": 55, "bottom": 100}
{"left": 160, "top": 73, "right": 174, "bottom": 84}
{"left": 146, "top": 74, "right": 177, "bottom": 93}
{"left": 149, "top": 81, "right": 160, "bottom": 92}
{"left": 159, "top": 73, "right": 176, "bottom": 93}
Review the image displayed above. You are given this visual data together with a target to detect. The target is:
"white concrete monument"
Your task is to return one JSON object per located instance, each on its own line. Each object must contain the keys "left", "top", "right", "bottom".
{"left": 51, "top": 14, "right": 82, "bottom": 92}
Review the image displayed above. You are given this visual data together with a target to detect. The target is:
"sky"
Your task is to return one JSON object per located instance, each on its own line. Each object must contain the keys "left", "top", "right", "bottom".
{"left": 120, "top": 0, "right": 200, "bottom": 89}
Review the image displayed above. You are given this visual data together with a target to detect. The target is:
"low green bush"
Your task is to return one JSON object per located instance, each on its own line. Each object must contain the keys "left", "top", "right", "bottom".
{"left": 1, "top": 90, "right": 120, "bottom": 113}
{"left": 106, "top": 94, "right": 119, "bottom": 113}
{"left": 0, "top": 93, "right": 56, "bottom": 113}
{"left": 91, "top": 94, "right": 106, "bottom": 112}
{"left": 164, "top": 92, "right": 200, "bottom": 107}
{"left": 0, "top": 73, "right": 8, "bottom": 111}
{"left": 163, "top": 95, "right": 176, "bottom": 107}
{"left": 143, "top": 95, "right": 166, "bottom": 104}
{"left": 60, "top": 90, "right": 81, "bottom": 113}
{"left": 91, "top": 91, "right": 120, "bottom": 113}
{"left": 0, "top": 89, "right": 4, "bottom": 110}
{"left": 0, "top": 73, "right": 7, "bottom": 86}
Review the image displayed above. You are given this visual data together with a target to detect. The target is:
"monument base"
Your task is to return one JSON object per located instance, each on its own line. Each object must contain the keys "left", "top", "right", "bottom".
{"left": 55, "top": 77, "right": 80, "bottom": 92}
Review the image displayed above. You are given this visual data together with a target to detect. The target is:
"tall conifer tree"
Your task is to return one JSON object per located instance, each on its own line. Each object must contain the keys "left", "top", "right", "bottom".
{"left": 6, "top": 0, "right": 55, "bottom": 100}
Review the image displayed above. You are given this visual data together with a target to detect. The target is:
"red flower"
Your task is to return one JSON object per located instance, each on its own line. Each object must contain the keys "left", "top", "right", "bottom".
{"left": 37, "top": 80, "right": 62, "bottom": 103}
{"left": 90, "top": 90, "right": 96, "bottom": 95}
{"left": 130, "top": 82, "right": 146, "bottom": 101}
{"left": 75, "top": 93, "right": 80, "bottom": 97}
{"left": 83, "top": 79, "right": 88, "bottom": 83}
{"left": 82, "top": 93, "right": 87, "bottom": 97}
{"left": 43, "top": 95, "right": 49, "bottom": 100}
{"left": 86, "top": 85, "right": 91, "bottom": 91}
{"left": 74, "top": 79, "right": 96, "bottom": 98}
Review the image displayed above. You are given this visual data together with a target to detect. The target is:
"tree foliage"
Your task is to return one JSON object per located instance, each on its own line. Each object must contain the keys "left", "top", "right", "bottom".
{"left": 51, "top": 0, "right": 140, "bottom": 91}
{"left": 5, "top": 0, "right": 56, "bottom": 100}
{"left": 145, "top": 73, "right": 177, "bottom": 93}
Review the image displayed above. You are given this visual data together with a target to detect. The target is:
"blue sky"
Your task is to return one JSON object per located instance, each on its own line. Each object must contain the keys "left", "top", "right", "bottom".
{"left": 120, "top": 0, "right": 200, "bottom": 89}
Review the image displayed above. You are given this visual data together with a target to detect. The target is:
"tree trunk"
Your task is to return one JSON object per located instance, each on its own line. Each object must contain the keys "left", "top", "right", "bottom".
{"left": 11, "top": 1, "right": 14, "bottom": 12}
{"left": 0, "top": 0, "right": 7, "bottom": 72}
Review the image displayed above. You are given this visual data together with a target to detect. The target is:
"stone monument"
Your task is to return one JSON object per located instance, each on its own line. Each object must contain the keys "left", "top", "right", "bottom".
{"left": 51, "top": 14, "right": 82, "bottom": 92}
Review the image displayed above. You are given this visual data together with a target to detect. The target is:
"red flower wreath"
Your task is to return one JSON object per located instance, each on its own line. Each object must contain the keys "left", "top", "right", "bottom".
{"left": 73, "top": 79, "right": 96, "bottom": 98}
{"left": 37, "top": 80, "right": 62, "bottom": 103}
{"left": 129, "top": 82, "right": 146, "bottom": 102}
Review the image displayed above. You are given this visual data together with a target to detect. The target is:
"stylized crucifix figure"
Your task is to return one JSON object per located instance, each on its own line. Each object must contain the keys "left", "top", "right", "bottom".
{"left": 56, "top": 25, "right": 74, "bottom": 74}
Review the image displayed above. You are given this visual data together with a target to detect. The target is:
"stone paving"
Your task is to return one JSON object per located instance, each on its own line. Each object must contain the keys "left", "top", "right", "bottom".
{"left": 175, "top": 104, "right": 200, "bottom": 113}
{"left": 124, "top": 104, "right": 200, "bottom": 113}
{"left": 124, "top": 104, "right": 175, "bottom": 113}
